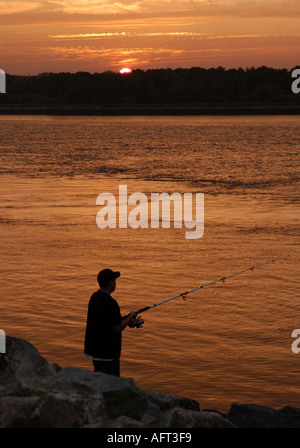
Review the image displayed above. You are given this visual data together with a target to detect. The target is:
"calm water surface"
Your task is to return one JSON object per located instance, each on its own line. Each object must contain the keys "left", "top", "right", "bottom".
{"left": 0, "top": 115, "right": 299, "bottom": 413}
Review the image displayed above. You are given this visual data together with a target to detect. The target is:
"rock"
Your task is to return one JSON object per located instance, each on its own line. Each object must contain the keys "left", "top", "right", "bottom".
{"left": 0, "top": 396, "right": 42, "bottom": 428}
{"left": 0, "top": 336, "right": 205, "bottom": 428}
{"left": 0, "top": 375, "right": 105, "bottom": 428}
{"left": 140, "top": 389, "right": 200, "bottom": 413}
{"left": 0, "top": 395, "right": 82, "bottom": 428}
{"left": 58, "top": 367, "right": 148, "bottom": 421}
{"left": 50, "top": 363, "right": 62, "bottom": 373}
{"left": 0, "top": 337, "right": 53, "bottom": 384}
{"left": 58, "top": 366, "right": 137, "bottom": 393}
{"left": 105, "top": 415, "right": 145, "bottom": 428}
{"left": 146, "top": 407, "right": 235, "bottom": 428}
{"left": 0, "top": 355, "right": 7, "bottom": 373}
{"left": 103, "top": 387, "right": 148, "bottom": 421}
{"left": 84, "top": 415, "right": 144, "bottom": 428}
{"left": 274, "top": 406, "right": 300, "bottom": 428}
{"left": 226, "top": 403, "right": 300, "bottom": 428}
{"left": 0, "top": 338, "right": 106, "bottom": 427}
{"left": 1, "top": 336, "right": 299, "bottom": 428}
{"left": 58, "top": 367, "right": 199, "bottom": 422}
{"left": 226, "top": 403, "right": 275, "bottom": 428}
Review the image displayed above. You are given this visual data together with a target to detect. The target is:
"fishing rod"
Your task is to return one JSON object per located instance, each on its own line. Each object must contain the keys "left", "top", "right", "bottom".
{"left": 129, "top": 256, "right": 288, "bottom": 328}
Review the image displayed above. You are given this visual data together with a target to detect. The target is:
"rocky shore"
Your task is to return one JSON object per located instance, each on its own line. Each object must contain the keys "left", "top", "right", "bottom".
{"left": 0, "top": 337, "right": 299, "bottom": 428}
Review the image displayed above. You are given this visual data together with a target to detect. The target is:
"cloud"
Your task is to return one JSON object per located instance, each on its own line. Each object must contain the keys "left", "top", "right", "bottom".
{"left": 50, "top": 31, "right": 300, "bottom": 40}
{"left": 45, "top": 0, "right": 142, "bottom": 14}
{"left": 1, "top": 0, "right": 299, "bottom": 73}
{"left": 46, "top": 0, "right": 300, "bottom": 17}
{"left": 0, "top": 1, "right": 42, "bottom": 14}
{"left": 1, "top": 0, "right": 300, "bottom": 17}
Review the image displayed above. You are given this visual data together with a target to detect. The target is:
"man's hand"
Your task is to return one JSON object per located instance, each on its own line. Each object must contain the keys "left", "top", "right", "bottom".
{"left": 128, "top": 311, "right": 137, "bottom": 321}
{"left": 113, "top": 311, "right": 137, "bottom": 333}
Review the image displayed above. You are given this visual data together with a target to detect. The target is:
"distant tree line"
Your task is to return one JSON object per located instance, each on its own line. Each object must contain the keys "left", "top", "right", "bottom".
{"left": 0, "top": 67, "right": 299, "bottom": 107}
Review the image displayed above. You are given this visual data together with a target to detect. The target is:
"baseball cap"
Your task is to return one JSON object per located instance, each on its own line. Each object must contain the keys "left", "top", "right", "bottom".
{"left": 97, "top": 268, "right": 120, "bottom": 287}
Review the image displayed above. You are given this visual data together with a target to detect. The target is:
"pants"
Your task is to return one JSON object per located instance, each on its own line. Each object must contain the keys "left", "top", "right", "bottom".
{"left": 93, "top": 359, "right": 120, "bottom": 377}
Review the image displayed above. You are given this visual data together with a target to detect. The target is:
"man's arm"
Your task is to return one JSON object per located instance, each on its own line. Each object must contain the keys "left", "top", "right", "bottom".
{"left": 113, "top": 312, "right": 137, "bottom": 333}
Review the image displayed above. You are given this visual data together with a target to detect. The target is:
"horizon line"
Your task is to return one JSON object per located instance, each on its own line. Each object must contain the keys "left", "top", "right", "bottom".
{"left": 5, "top": 65, "right": 299, "bottom": 77}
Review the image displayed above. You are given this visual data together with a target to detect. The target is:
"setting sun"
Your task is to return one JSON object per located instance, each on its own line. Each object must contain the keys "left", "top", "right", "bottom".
{"left": 120, "top": 68, "right": 132, "bottom": 74}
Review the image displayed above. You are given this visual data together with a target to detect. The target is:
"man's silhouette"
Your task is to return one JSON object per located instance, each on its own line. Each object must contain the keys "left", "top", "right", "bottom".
{"left": 84, "top": 269, "right": 136, "bottom": 376}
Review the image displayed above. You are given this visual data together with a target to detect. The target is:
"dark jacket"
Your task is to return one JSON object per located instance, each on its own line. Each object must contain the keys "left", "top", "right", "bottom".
{"left": 84, "top": 290, "right": 122, "bottom": 359}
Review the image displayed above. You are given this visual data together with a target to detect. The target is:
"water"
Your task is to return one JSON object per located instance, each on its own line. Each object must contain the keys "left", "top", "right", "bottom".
{"left": 0, "top": 115, "right": 299, "bottom": 413}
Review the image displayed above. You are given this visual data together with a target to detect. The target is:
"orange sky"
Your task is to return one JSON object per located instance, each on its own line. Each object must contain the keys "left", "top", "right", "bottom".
{"left": 1, "top": 0, "right": 300, "bottom": 74}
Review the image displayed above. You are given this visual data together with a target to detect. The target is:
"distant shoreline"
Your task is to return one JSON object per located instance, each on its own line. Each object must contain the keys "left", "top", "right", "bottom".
{"left": 0, "top": 105, "right": 300, "bottom": 116}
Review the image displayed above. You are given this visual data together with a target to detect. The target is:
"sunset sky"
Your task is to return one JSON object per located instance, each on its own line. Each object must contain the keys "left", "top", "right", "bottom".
{"left": 1, "top": 0, "right": 300, "bottom": 75}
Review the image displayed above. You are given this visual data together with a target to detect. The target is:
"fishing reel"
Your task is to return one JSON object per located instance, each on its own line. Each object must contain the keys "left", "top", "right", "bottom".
{"left": 129, "top": 316, "right": 144, "bottom": 329}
